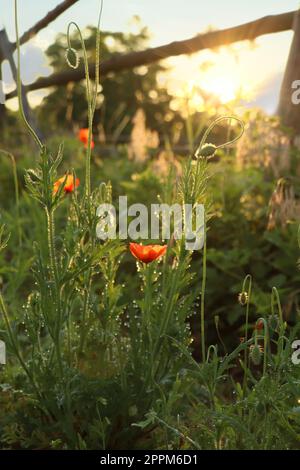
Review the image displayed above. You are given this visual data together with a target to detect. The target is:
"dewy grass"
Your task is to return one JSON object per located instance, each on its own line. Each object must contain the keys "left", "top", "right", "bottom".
{"left": 0, "top": 149, "right": 21, "bottom": 248}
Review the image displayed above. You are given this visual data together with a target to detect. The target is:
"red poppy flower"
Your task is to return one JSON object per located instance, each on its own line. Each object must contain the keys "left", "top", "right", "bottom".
{"left": 78, "top": 128, "right": 95, "bottom": 149}
{"left": 129, "top": 242, "right": 167, "bottom": 264}
{"left": 255, "top": 320, "right": 264, "bottom": 331}
{"left": 53, "top": 175, "right": 80, "bottom": 194}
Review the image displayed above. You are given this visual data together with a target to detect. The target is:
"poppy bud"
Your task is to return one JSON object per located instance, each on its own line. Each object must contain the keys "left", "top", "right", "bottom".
{"left": 196, "top": 143, "right": 217, "bottom": 159}
{"left": 238, "top": 291, "right": 248, "bottom": 306}
{"left": 255, "top": 319, "right": 264, "bottom": 331}
{"left": 250, "top": 344, "right": 263, "bottom": 365}
{"left": 65, "top": 47, "right": 80, "bottom": 69}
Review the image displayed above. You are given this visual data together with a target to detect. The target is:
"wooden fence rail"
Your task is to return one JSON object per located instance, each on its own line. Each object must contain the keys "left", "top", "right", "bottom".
{"left": 5, "top": 10, "right": 296, "bottom": 101}
{"left": 12, "top": 0, "right": 79, "bottom": 49}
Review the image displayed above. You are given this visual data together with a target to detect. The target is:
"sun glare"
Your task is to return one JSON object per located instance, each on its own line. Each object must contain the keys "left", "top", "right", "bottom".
{"left": 201, "top": 75, "right": 240, "bottom": 104}
{"left": 163, "top": 45, "right": 258, "bottom": 113}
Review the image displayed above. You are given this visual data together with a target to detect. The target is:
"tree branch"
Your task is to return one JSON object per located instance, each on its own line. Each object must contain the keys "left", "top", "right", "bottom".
{"left": 11, "top": 0, "right": 80, "bottom": 49}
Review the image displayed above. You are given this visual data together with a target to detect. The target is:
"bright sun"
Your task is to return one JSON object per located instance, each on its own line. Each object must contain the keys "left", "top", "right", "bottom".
{"left": 162, "top": 45, "right": 257, "bottom": 113}
{"left": 200, "top": 74, "right": 240, "bottom": 104}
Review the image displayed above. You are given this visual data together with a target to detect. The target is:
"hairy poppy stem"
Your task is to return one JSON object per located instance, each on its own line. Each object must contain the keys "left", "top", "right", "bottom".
{"left": 0, "top": 291, "right": 41, "bottom": 398}
{"left": 200, "top": 217, "right": 207, "bottom": 362}
{"left": 65, "top": 3, "right": 103, "bottom": 359}
{"left": 46, "top": 207, "right": 64, "bottom": 378}
{"left": 271, "top": 286, "right": 284, "bottom": 367}
{"left": 242, "top": 274, "right": 252, "bottom": 393}
{"left": 66, "top": 1, "right": 103, "bottom": 200}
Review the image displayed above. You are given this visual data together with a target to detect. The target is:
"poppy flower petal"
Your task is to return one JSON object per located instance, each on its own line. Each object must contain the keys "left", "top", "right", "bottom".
{"left": 53, "top": 175, "right": 80, "bottom": 195}
{"left": 79, "top": 128, "right": 94, "bottom": 149}
{"left": 129, "top": 242, "right": 167, "bottom": 264}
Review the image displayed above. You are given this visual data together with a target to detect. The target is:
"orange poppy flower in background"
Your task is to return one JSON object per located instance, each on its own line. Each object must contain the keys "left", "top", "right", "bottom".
{"left": 78, "top": 128, "right": 95, "bottom": 149}
{"left": 53, "top": 175, "right": 80, "bottom": 194}
{"left": 129, "top": 242, "right": 167, "bottom": 264}
{"left": 255, "top": 319, "right": 264, "bottom": 331}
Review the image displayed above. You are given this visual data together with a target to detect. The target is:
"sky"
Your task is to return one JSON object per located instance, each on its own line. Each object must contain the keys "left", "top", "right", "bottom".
{"left": 0, "top": 0, "right": 299, "bottom": 112}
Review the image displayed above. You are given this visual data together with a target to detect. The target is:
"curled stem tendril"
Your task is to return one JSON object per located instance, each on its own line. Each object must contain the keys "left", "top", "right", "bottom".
{"left": 196, "top": 115, "right": 245, "bottom": 158}
{"left": 65, "top": 0, "right": 103, "bottom": 198}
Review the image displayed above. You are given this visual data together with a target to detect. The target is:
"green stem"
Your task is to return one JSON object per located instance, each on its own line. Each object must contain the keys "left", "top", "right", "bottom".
{"left": 195, "top": 115, "right": 244, "bottom": 157}
{"left": 0, "top": 291, "right": 40, "bottom": 397}
{"left": 144, "top": 264, "right": 154, "bottom": 358}
{"left": 200, "top": 217, "right": 207, "bottom": 362}
{"left": 242, "top": 274, "right": 252, "bottom": 393}
{"left": 144, "top": 265, "right": 152, "bottom": 326}
{"left": 67, "top": 21, "right": 93, "bottom": 198}
{"left": 0, "top": 150, "right": 22, "bottom": 247}
{"left": 66, "top": 1, "right": 102, "bottom": 199}
{"left": 46, "top": 207, "right": 63, "bottom": 377}
{"left": 78, "top": 279, "right": 92, "bottom": 355}
{"left": 46, "top": 209, "right": 59, "bottom": 286}
{"left": 258, "top": 318, "right": 269, "bottom": 377}
{"left": 65, "top": 4, "right": 103, "bottom": 357}
{"left": 271, "top": 286, "right": 284, "bottom": 364}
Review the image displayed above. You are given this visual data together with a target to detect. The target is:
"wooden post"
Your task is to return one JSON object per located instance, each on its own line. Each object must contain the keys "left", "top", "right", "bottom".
{"left": 0, "top": 37, "right": 6, "bottom": 128}
{"left": 0, "top": 1, "right": 79, "bottom": 137}
{"left": 278, "top": 10, "right": 300, "bottom": 134}
{"left": 0, "top": 29, "right": 32, "bottom": 119}
{"left": 0, "top": 28, "right": 42, "bottom": 138}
